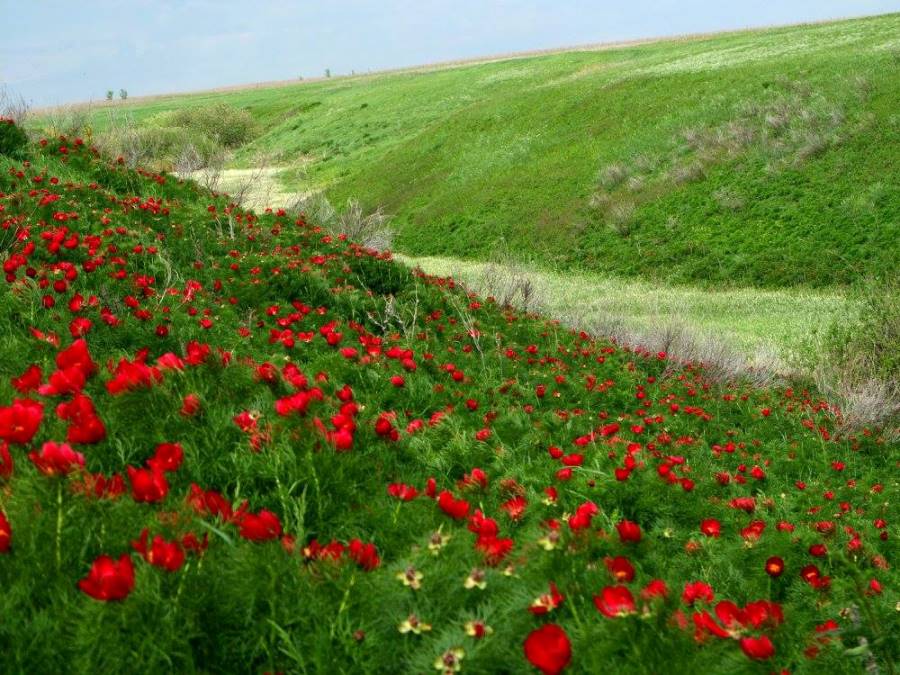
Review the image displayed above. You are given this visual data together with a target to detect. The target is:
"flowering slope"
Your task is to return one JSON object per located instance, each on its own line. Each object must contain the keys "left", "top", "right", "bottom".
{"left": 0, "top": 129, "right": 896, "bottom": 673}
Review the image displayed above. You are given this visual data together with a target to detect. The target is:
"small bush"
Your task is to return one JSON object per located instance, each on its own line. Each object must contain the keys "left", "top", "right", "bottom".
{"left": 161, "top": 104, "right": 257, "bottom": 148}
{"left": 0, "top": 119, "right": 28, "bottom": 158}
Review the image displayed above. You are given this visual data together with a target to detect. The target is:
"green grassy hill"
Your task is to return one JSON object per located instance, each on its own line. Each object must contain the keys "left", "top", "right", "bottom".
{"left": 79, "top": 13, "right": 900, "bottom": 288}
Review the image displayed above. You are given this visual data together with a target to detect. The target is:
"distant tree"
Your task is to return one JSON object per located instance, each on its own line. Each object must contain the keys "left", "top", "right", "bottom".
{"left": 106, "top": 90, "right": 114, "bottom": 101}
{"left": 325, "top": 69, "right": 331, "bottom": 78}
{"left": 119, "top": 89, "right": 128, "bottom": 101}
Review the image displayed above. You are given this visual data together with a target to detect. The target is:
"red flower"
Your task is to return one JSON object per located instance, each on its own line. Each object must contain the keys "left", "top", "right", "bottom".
{"left": 682, "top": 581, "right": 715, "bottom": 605}
{"left": 616, "top": 519, "right": 641, "bottom": 544}
{"left": 0, "top": 398, "right": 44, "bottom": 445}
{"left": 126, "top": 466, "right": 169, "bottom": 503}
{"left": 10, "top": 364, "right": 42, "bottom": 393}
{"left": 765, "top": 556, "right": 784, "bottom": 577}
{"left": 56, "top": 393, "right": 105, "bottom": 444}
{"left": 348, "top": 539, "right": 380, "bottom": 571}
{"left": 28, "top": 441, "right": 85, "bottom": 476}
{"left": 388, "top": 483, "right": 419, "bottom": 501}
{"left": 147, "top": 442, "right": 184, "bottom": 473}
{"left": 523, "top": 624, "right": 571, "bottom": 675}
{"left": 78, "top": 554, "right": 135, "bottom": 601}
{"left": 131, "top": 529, "right": 185, "bottom": 572}
{"left": 236, "top": 509, "right": 282, "bottom": 541}
{"left": 437, "top": 490, "right": 470, "bottom": 520}
{"left": 529, "top": 581, "right": 565, "bottom": 615}
{"left": 567, "top": 501, "right": 598, "bottom": 531}
{"left": 0, "top": 511, "right": 11, "bottom": 553}
{"left": 700, "top": 518, "right": 721, "bottom": 537}
{"left": 739, "top": 635, "right": 775, "bottom": 660}
{"left": 594, "top": 585, "right": 637, "bottom": 618}
{"left": 604, "top": 556, "right": 635, "bottom": 583}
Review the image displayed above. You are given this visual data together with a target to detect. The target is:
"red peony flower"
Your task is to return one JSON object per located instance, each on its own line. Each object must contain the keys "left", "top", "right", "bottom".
{"left": 28, "top": 441, "right": 85, "bottom": 476}
{"left": 616, "top": 519, "right": 641, "bottom": 544}
{"left": 0, "top": 398, "right": 44, "bottom": 445}
{"left": 131, "top": 529, "right": 185, "bottom": 572}
{"left": 78, "top": 554, "right": 135, "bottom": 601}
{"left": 523, "top": 624, "right": 571, "bottom": 675}
{"left": 594, "top": 585, "right": 637, "bottom": 618}
{"left": 765, "top": 556, "right": 785, "bottom": 577}
{"left": 126, "top": 466, "right": 169, "bottom": 503}
{"left": 682, "top": 581, "right": 715, "bottom": 605}
{"left": 236, "top": 509, "right": 282, "bottom": 541}
{"left": 147, "top": 442, "right": 184, "bottom": 473}
{"left": 437, "top": 490, "right": 470, "bottom": 520}
{"left": 739, "top": 635, "right": 775, "bottom": 660}
{"left": 605, "top": 556, "right": 635, "bottom": 583}
{"left": 700, "top": 518, "right": 721, "bottom": 537}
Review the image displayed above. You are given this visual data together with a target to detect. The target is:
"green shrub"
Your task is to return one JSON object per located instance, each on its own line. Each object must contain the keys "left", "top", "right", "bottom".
{"left": 160, "top": 103, "right": 257, "bottom": 148}
{"left": 823, "top": 274, "right": 900, "bottom": 385}
{"left": 0, "top": 119, "right": 28, "bottom": 158}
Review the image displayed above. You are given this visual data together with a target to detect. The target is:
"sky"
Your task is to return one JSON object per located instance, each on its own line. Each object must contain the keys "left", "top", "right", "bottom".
{"left": 2, "top": 0, "right": 899, "bottom": 106}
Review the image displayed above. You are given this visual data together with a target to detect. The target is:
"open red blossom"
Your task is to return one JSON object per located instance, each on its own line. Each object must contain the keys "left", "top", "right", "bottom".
{"left": 236, "top": 509, "right": 282, "bottom": 541}
{"left": 616, "top": 519, "right": 642, "bottom": 543}
{"left": 387, "top": 483, "right": 419, "bottom": 501}
{"left": 765, "top": 556, "right": 785, "bottom": 577}
{"left": 55, "top": 338, "right": 97, "bottom": 379}
{"left": 126, "top": 466, "right": 169, "bottom": 503}
{"left": 187, "top": 484, "right": 236, "bottom": 522}
{"left": 0, "top": 398, "right": 44, "bottom": 445}
{"left": 739, "top": 635, "right": 775, "bottom": 660}
{"left": 640, "top": 579, "right": 669, "bottom": 601}
{"left": 0, "top": 511, "right": 11, "bottom": 553}
{"left": 700, "top": 518, "right": 721, "bottom": 537}
{"left": 594, "top": 585, "right": 637, "bottom": 618}
{"left": 605, "top": 556, "right": 635, "bottom": 583}
{"left": 529, "top": 581, "right": 565, "bottom": 615}
{"left": 106, "top": 357, "right": 162, "bottom": 395}
{"left": 682, "top": 581, "right": 715, "bottom": 605}
{"left": 132, "top": 529, "right": 185, "bottom": 572}
{"left": 56, "top": 393, "right": 105, "bottom": 444}
{"left": 78, "top": 554, "right": 135, "bottom": 601}
{"left": 523, "top": 624, "right": 571, "bottom": 675}
{"left": 437, "top": 490, "right": 470, "bottom": 520}
{"left": 147, "top": 442, "right": 184, "bottom": 473}
{"left": 347, "top": 539, "right": 380, "bottom": 571}
{"left": 10, "top": 365, "right": 42, "bottom": 393}
{"left": 500, "top": 495, "right": 527, "bottom": 521}
{"left": 567, "top": 501, "right": 598, "bottom": 531}
{"left": 28, "top": 441, "right": 85, "bottom": 476}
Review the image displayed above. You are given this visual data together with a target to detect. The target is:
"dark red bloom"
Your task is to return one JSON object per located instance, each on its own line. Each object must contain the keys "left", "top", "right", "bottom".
{"left": 0, "top": 398, "right": 44, "bottom": 445}
{"left": 236, "top": 509, "right": 282, "bottom": 541}
{"left": 147, "top": 442, "right": 184, "bottom": 473}
{"left": 78, "top": 554, "right": 135, "bottom": 601}
{"left": 765, "top": 556, "right": 785, "bottom": 577}
{"left": 126, "top": 466, "right": 169, "bottom": 503}
{"left": 523, "top": 624, "right": 571, "bottom": 675}
{"left": 616, "top": 519, "right": 642, "bottom": 543}
{"left": 594, "top": 585, "right": 637, "bottom": 618}
{"left": 131, "top": 529, "right": 185, "bottom": 572}
{"left": 347, "top": 539, "right": 380, "bottom": 571}
{"left": 28, "top": 441, "right": 85, "bottom": 476}
{"left": 739, "top": 635, "right": 775, "bottom": 660}
{"left": 437, "top": 490, "right": 470, "bottom": 520}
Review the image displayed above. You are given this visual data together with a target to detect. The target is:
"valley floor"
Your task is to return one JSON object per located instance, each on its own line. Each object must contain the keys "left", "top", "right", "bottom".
{"left": 400, "top": 255, "right": 847, "bottom": 375}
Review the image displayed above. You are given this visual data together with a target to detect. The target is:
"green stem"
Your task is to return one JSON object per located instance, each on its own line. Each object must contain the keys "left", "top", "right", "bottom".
{"left": 55, "top": 481, "right": 63, "bottom": 571}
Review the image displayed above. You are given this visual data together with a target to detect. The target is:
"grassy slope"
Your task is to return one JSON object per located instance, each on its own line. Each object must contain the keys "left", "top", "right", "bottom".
{"left": 83, "top": 13, "right": 900, "bottom": 288}
{"left": 2, "top": 132, "right": 898, "bottom": 674}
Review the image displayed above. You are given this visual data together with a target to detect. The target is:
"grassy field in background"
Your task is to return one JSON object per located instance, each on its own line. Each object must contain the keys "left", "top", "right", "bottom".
{"left": 400, "top": 255, "right": 848, "bottom": 372}
{"left": 74, "top": 12, "right": 900, "bottom": 288}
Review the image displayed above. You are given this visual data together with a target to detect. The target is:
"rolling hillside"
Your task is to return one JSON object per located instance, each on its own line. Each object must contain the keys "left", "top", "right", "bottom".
{"left": 0, "top": 121, "right": 897, "bottom": 674}
{"left": 78, "top": 13, "right": 900, "bottom": 288}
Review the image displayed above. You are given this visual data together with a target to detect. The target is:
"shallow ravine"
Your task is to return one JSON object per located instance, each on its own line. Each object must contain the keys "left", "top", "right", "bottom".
{"left": 398, "top": 254, "right": 848, "bottom": 375}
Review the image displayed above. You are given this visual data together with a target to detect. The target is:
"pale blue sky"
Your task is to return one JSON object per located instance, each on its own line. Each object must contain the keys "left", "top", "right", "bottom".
{"left": 2, "top": 0, "right": 899, "bottom": 106}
